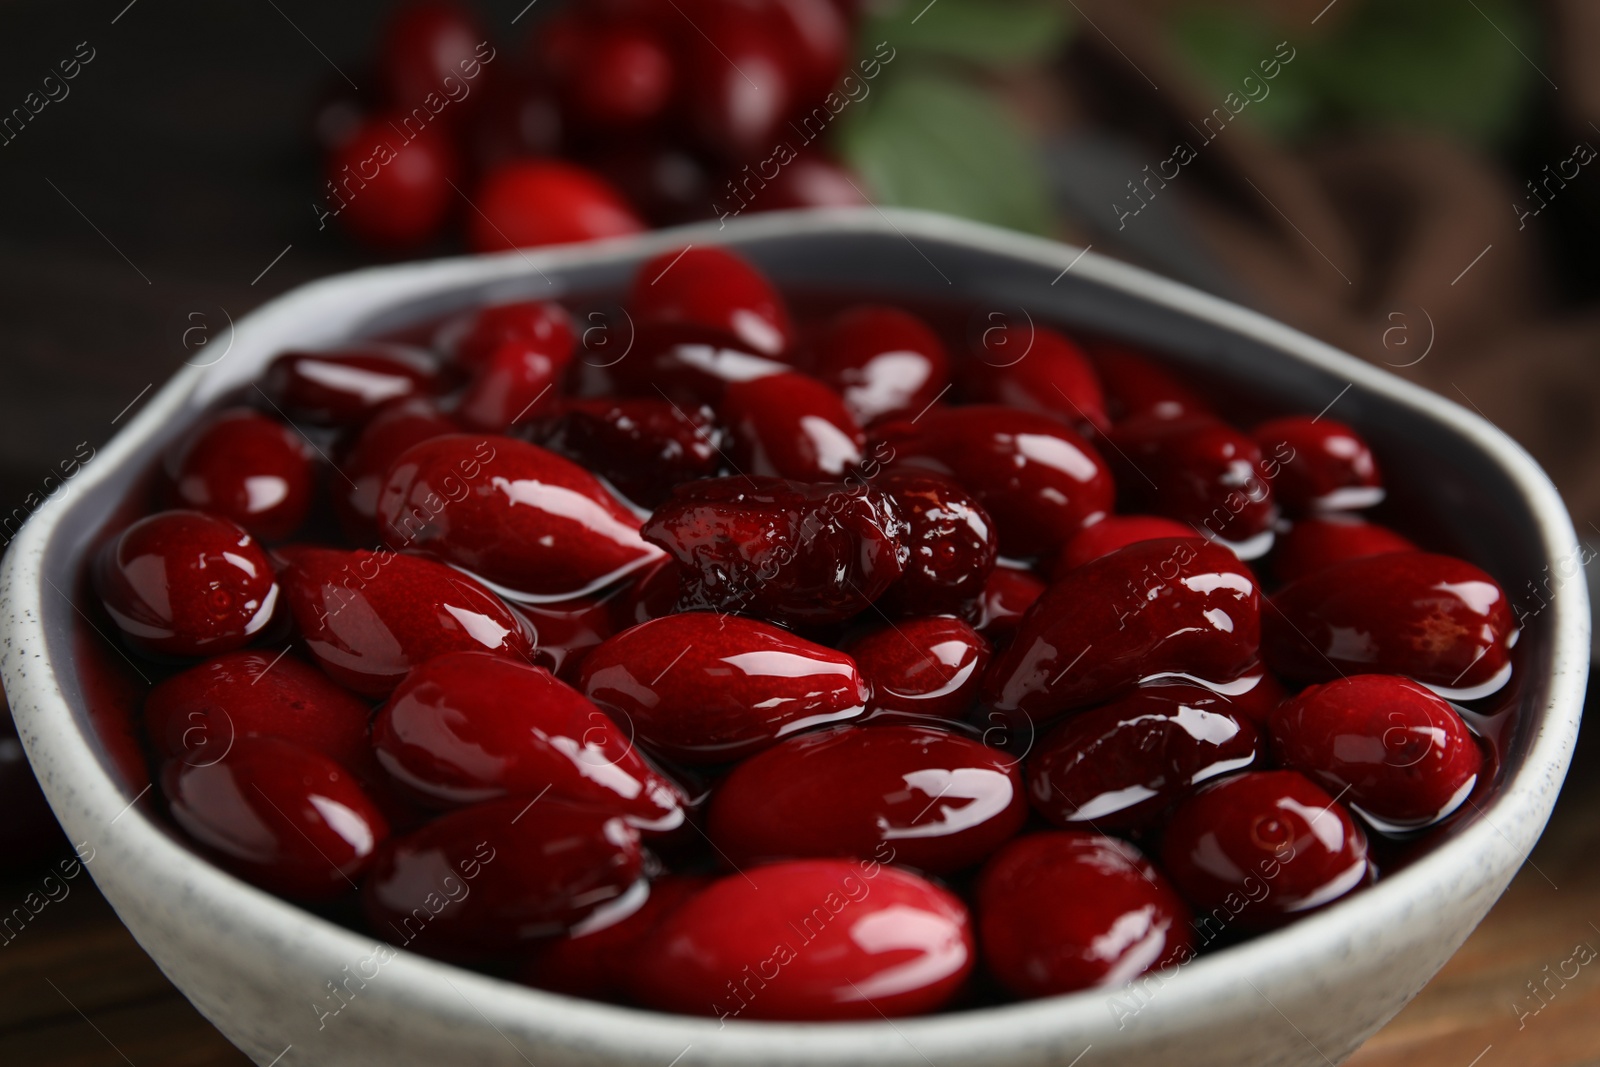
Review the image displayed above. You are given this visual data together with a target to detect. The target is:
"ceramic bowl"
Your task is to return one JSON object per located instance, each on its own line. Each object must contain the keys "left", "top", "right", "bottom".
{"left": 1, "top": 209, "right": 1587, "bottom": 1067}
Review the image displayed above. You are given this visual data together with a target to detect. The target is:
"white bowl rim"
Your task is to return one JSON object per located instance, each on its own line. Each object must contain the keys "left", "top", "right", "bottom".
{"left": 1, "top": 207, "right": 1588, "bottom": 1062}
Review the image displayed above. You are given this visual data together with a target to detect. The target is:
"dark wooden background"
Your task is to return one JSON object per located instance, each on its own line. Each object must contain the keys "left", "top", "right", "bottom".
{"left": 0, "top": 2, "right": 1596, "bottom": 1064}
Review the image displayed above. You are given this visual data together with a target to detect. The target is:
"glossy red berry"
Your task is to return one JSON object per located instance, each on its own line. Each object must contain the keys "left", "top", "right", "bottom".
{"left": 1271, "top": 675, "right": 1483, "bottom": 832}
{"left": 977, "top": 832, "right": 1193, "bottom": 998}
{"left": 468, "top": 160, "right": 645, "bottom": 252}
{"left": 513, "top": 594, "right": 617, "bottom": 682}
{"left": 1253, "top": 416, "right": 1383, "bottom": 513}
{"left": 1054, "top": 515, "right": 1201, "bottom": 575}
{"left": 813, "top": 306, "right": 950, "bottom": 426}
{"left": 362, "top": 796, "right": 643, "bottom": 961}
{"left": 1106, "top": 414, "right": 1277, "bottom": 556}
{"left": 628, "top": 860, "right": 973, "bottom": 1020}
{"left": 1026, "top": 684, "right": 1261, "bottom": 833}
{"left": 456, "top": 339, "right": 567, "bottom": 432}
{"left": 1263, "top": 551, "right": 1514, "bottom": 699}
{"left": 754, "top": 153, "right": 868, "bottom": 211}
{"left": 768, "top": 0, "right": 849, "bottom": 100}
{"left": 1090, "top": 341, "right": 1209, "bottom": 422}
{"left": 373, "top": 652, "right": 686, "bottom": 829}
{"left": 678, "top": 2, "right": 795, "bottom": 161}
{"left": 964, "top": 326, "right": 1109, "bottom": 434}
{"left": 263, "top": 344, "right": 441, "bottom": 426}
{"left": 876, "top": 469, "right": 997, "bottom": 615}
{"left": 565, "top": 26, "right": 675, "bottom": 127}
{"left": 848, "top": 616, "right": 990, "bottom": 722}
{"left": 444, "top": 299, "right": 575, "bottom": 374}
{"left": 535, "top": 397, "right": 722, "bottom": 508}
{"left": 378, "top": 1, "right": 487, "bottom": 116}
{"left": 1271, "top": 515, "right": 1416, "bottom": 585}
{"left": 145, "top": 650, "right": 372, "bottom": 768}
{"left": 609, "top": 339, "right": 790, "bottom": 408}
{"left": 877, "top": 405, "right": 1114, "bottom": 559}
{"left": 580, "top": 612, "right": 867, "bottom": 764}
{"left": 642, "top": 476, "right": 908, "bottom": 625}
{"left": 1160, "top": 770, "right": 1369, "bottom": 931}
{"left": 629, "top": 245, "right": 793, "bottom": 357}
{"left": 164, "top": 737, "right": 388, "bottom": 900}
{"left": 519, "top": 875, "right": 707, "bottom": 1000}
{"left": 96, "top": 511, "right": 279, "bottom": 658}
{"left": 277, "top": 546, "right": 535, "bottom": 697}
{"left": 709, "top": 724, "right": 1026, "bottom": 873}
{"left": 377, "top": 434, "right": 664, "bottom": 600}
{"left": 983, "top": 538, "right": 1261, "bottom": 731}
{"left": 333, "top": 398, "right": 458, "bottom": 544}
{"left": 326, "top": 116, "right": 457, "bottom": 249}
{"left": 168, "top": 409, "right": 314, "bottom": 542}
{"left": 719, "top": 371, "right": 865, "bottom": 480}
{"left": 960, "top": 564, "right": 1045, "bottom": 640}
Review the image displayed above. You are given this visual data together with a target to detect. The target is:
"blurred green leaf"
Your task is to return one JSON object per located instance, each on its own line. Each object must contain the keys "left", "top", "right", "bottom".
{"left": 1170, "top": 0, "right": 1540, "bottom": 145}
{"left": 837, "top": 69, "right": 1056, "bottom": 235}
{"left": 862, "top": 0, "right": 1073, "bottom": 67}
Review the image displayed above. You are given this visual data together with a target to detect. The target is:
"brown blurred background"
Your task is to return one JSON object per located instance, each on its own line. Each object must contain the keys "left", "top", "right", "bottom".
{"left": 0, "top": 1, "right": 1596, "bottom": 1064}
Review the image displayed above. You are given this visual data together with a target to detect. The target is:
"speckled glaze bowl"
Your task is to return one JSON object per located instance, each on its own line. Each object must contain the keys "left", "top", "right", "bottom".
{"left": 1, "top": 209, "right": 1587, "bottom": 1067}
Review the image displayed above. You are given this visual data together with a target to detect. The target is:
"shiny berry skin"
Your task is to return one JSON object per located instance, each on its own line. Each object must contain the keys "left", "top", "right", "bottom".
{"left": 963, "top": 326, "right": 1109, "bottom": 434}
{"left": 719, "top": 372, "right": 865, "bottom": 480}
{"left": 1106, "top": 414, "right": 1278, "bottom": 556}
{"left": 362, "top": 796, "right": 643, "bottom": 961}
{"left": 145, "top": 650, "right": 372, "bottom": 768}
{"left": 168, "top": 409, "right": 314, "bottom": 542}
{"left": 163, "top": 737, "right": 388, "bottom": 901}
{"left": 679, "top": 2, "right": 795, "bottom": 161}
{"left": 519, "top": 875, "right": 706, "bottom": 999}
{"left": 877, "top": 405, "right": 1114, "bottom": 559}
{"left": 277, "top": 546, "right": 535, "bottom": 697}
{"left": 756, "top": 152, "right": 869, "bottom": 211}
{"left": 642, "top": 476, "right": 908, "bottom": 625}
{"left": 468, "top": 160, "right": 645, "bottom": 252}
{"left": 378, "top": 1, "right": 486, "bottom": 116}
{"left": 1271, "top": 675, "right": 1483, "bottom": 832}
{"left": 377, "top": 435, "right": 663, "bottom": 600}
{"left": 977, "top": 832, "right": 1193, "bottom": 998}
{"left": 983, "top": 538, "right": 1261, "bottom": 731}
{"left": 609, "top": 340, "right": 789, "bottom": 408}
{"left": 1160, "top": 770, "right": 1369, "bottom": 930}
{"left": 628, "top": 245, "right": 793, "bottom": 357}
{"left": 445, "top": 299, "right": 575, "bottom": 374}
{"left": 877, "top": 469, "right": 997, "bottom": 614}
{"left": 1054, "top": 515, "right": 1200, "bottom": 575}
{"left": 769, "top": 0, "right": 849, "bottom": 100}
{"left": 961, "top": 564, "right": 1045, "bottom": 639}
{"left": 327, "top": 116, "right": 457, "bottom": 249}
{"left": 1253, "top": 416, "right": 1384, "bottom": 513}
{"left": 1026, "top": 684, "right": 1261, "bottom": 833}
{"left": 708, "top": 724, "right": 1026, "bottom": 873}
{"left": 1090, "top": 341, "right": 1209, "bottom": 422}
{"left": 1263, "top": 551, "right": 1514, "bottom": 699}
{"left": 813, "top": 306, "right": 950, "bottom": 425}
{"left": 333, "top": 398, "right": 458, "bottom": 544}
{"left": 96, "top": 511, "right": 279, "bottom": 658}
{"left": 628, "top": 860, "right": 973, "bottom": 1020}
{"left": 848, "top": 617, "right": 990, "bottom": 722}
{"left": 513, "top": 595, "right": 616, "bottom": 682}
{"left": 565, "top": 26, "right": 675, "bottom": 127}
{"left": 373, "top": 652, "right": 686, "bottom": 830}
{"left": 1271, "top": 515, "right": 1416, "bottom": 585}
{"left": 263, "top": 344, "right": 441, "bottom": 426}
{"left": 535, "top": 397, "right": 722, "bottom": 508}
{"left": 580, "top": 612, "right": 868, "bottom": 764}
{"left": 456, "top": 339, "right": 567, "bottom": 432}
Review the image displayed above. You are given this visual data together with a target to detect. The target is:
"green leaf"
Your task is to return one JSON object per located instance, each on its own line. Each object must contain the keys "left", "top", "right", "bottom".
{"left": 837, "top": 69, "right": 1056, "bottom": 235}
{"left": 1168, "top": 11, "right": 1320, "bottom": 140}
{"left": 862, "top": 0, "right": 1073, "bottom": 67}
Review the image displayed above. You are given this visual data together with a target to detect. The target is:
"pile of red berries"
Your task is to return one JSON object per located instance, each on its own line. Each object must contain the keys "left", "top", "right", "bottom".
{"left": 318, "top": 0, "right": 867, "bottom": 252}
{"left": 92, "top": 245, "right": 1515, "bottom": 1019}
